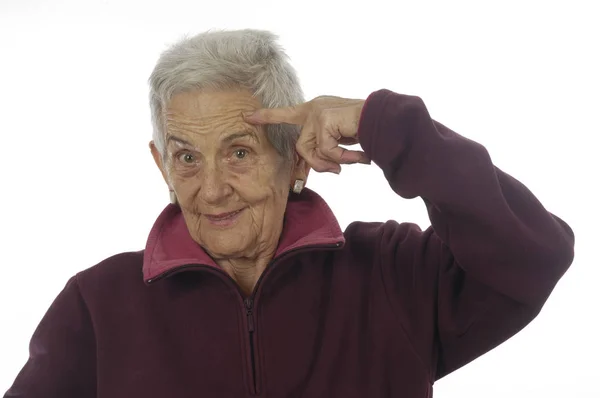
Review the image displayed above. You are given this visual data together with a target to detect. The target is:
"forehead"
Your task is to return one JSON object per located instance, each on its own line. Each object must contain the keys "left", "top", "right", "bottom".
{"left": 166, "top": 89, "right": 261, "bottom": 117}
{"left": 164, "top": 89, "right": 265, "bottom": 147}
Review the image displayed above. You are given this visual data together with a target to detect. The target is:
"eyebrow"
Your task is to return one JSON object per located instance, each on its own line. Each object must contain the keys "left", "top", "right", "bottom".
{"left": 166, "top": 135, "right": 193, "bottom": 146}
{"left": 165, "top": 130, "right": 259, "bottom": 148}
{"left": 222, "top": 131, "right": 258, "bottom": 144}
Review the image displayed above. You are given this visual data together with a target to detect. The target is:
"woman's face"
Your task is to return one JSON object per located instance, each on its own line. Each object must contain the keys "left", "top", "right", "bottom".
{"left": 151, "top": 89, "right": 303, "bottom": 261}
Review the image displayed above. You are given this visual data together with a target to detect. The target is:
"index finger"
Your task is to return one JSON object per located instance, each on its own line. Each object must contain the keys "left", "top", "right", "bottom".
{"left": 243, "top": 103, "right": 309, "bottom": 125}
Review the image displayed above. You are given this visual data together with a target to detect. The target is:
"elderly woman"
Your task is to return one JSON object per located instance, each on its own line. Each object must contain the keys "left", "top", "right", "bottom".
{"left": 5, "top": 29, "right": 574, "bottom": 398}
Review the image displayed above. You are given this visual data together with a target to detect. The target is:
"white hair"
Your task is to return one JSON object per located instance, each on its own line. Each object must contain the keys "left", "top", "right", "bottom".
{"left": 148, "top": 29, "right": 304, "bottom": 162}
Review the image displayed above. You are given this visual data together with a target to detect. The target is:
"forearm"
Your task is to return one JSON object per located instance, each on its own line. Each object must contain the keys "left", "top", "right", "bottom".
{"left": 358, "top": 89, "right": 575, "bottom": 306}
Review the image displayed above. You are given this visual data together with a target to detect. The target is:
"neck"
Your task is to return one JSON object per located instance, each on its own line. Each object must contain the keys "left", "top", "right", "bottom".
{"left": 215, "top": 218, "right": 284, "bottom": 296}
{"left": 217, "top": 254, "right": 273, "bottom": 296}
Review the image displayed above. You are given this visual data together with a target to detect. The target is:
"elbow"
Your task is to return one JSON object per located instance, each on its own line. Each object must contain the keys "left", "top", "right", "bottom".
{"left": 553, "top": 214, "right": 575, "bottom": 268}
{"left": 508, "top": 215, "right": 575, "bottom": 310}
{"left": 545, "top": 214, "right": 575, "bottom": 282}
{"left": 527, "top": 223, "right": 575, "bottom": 310}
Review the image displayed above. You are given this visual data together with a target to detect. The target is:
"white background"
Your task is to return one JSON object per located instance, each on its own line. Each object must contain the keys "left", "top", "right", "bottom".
{"left": 1, "top": 0, "right": 598, "bottom": 396}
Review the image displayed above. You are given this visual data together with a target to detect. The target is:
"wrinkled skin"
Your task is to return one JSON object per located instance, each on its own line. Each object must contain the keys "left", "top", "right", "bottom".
{"left": 150, "top": 89, "right": 309, "bottom": 295}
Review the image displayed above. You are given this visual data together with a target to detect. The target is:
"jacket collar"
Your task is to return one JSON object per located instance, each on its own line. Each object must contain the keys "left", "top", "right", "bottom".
{"left": 142, "top": 188, "right": 345, "bottom": 283}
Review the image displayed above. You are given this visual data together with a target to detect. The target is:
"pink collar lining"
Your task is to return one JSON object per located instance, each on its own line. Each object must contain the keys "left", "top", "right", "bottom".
{"left": 142, "top": 188, "right": 345, "bottom": 283}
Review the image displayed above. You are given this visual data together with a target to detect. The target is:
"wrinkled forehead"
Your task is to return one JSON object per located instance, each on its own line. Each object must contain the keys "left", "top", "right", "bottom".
{"left": 165, "top": 89, "right": 261, "bottom": 119}
{"left": 163, "top": 89, "right": 264, "bottom": 146}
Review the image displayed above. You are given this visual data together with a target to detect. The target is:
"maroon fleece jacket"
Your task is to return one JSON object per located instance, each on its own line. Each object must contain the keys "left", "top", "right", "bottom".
{"left": 4, "top": 89, "right": 575, "bottom": 398}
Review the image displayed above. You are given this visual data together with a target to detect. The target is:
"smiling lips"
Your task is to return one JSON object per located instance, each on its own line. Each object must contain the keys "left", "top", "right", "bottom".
{"left": 204, "top": 208, "right": 245, "bottom": 226}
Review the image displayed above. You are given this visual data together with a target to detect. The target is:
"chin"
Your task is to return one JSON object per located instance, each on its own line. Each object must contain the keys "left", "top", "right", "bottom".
{"left": 201, "top": 234, "right": 250, "bottom": 259}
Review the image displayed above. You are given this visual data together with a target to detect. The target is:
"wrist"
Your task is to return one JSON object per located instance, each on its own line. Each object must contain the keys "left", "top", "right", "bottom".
{"left": 355, "top": 100, "right": 366, "bottom": 140}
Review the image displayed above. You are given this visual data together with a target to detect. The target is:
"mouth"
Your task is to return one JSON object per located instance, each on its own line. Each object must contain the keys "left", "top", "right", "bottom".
{"left": 204, "top": 208, "right": 246, "bottom": 226}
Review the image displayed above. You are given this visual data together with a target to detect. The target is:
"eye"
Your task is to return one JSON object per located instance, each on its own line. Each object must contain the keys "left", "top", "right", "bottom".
{"left": 177, "top": 152, "right": 196, "bottom": 164}
{"left": 233, "top": 149, "right": 248, "bottom": 159}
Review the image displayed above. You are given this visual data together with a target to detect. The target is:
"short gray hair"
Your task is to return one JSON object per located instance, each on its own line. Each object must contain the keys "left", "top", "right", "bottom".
{"left": 148, "top": 29, "right": 304, "bottom": 162}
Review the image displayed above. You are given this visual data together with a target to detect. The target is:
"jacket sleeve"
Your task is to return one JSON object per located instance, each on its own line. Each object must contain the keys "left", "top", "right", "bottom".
{"left": 356, "top": 89, "right": 575, "bottom": 380}
{"left": 4, "top": 276, "right": 97, "bottom": 397}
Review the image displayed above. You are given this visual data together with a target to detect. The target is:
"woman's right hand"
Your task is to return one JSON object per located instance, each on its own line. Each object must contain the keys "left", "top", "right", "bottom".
{"left": 243, "top": 96, "right": 371, "bottom": 174}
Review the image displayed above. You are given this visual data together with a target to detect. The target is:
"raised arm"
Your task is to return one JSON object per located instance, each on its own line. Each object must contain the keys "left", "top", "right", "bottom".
{"left": 355, "top": 89, "right": 574, "bottom": 378}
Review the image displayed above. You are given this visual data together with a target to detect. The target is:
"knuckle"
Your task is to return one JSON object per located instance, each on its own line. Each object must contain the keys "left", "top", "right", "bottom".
{"left": 315, "top": 147, "right": 328, "bottom": 159}
{"left": 312, "top": 163, "right": 330, "bottom": 172}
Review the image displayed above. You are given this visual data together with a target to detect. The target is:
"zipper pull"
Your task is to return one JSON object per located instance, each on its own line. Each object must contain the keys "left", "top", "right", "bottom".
{"left": 245, "top": 298, "right": 255, "bottom": 333}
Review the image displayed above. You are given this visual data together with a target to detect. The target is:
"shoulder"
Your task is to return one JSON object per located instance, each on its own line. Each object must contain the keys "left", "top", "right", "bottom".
{"left": 344, "top": 220, "right": 435, "bottom": 246}
{"left": 74, "top": 251, "right": 145, "bottom": 295}
{"left": 342, "top": 220, "right": 444, "bottom": 264}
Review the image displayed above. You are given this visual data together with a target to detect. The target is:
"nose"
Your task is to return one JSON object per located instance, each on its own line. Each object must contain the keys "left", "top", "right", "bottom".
{"left": 198, "top": 162, "right": 233, "bottom": 205}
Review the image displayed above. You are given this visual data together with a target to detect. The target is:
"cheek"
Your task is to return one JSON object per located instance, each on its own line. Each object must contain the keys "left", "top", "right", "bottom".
{"left": 231, "top": 161, "right": 289, "bottom": 198}
{"left": 170, "top": 176, "right": 202, "bottom": 204}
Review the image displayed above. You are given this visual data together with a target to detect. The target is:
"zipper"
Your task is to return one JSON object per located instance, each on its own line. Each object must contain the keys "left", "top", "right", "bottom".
{"left": 146, "top": 242, "right": 343, "bottom": 394}
{"left": 245, "top": 298, "right": 255, "bottom": 333}
{"left": 245, "top": 297, "right": 257, "bottom": 394}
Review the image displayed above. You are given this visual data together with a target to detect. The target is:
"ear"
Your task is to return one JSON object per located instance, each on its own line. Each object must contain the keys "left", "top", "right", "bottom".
{"left": 289, "top": 154, "right": 311, "bottom": 189}
{"left": 150, "top": 141, "right": 170, "bottom": 187}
